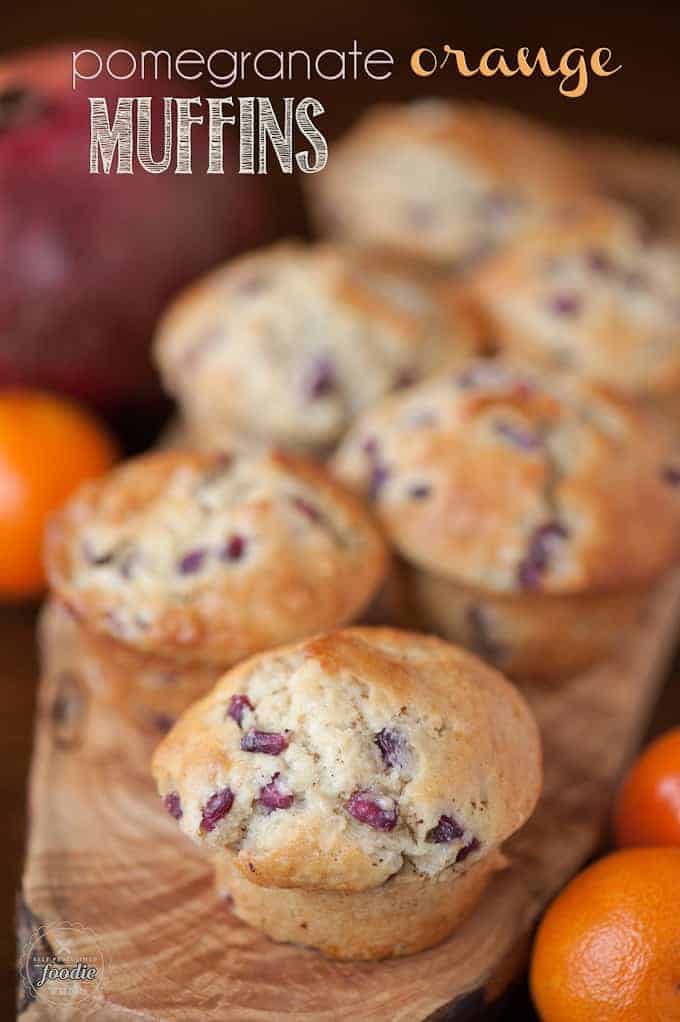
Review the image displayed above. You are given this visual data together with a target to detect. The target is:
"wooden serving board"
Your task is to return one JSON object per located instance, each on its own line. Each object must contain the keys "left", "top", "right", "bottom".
{"left": 18, "top": 572, "right": 680, "bottom": 1021}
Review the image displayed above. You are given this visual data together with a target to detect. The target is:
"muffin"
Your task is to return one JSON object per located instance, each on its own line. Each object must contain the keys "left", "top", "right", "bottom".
{"left": 152, "top": 627, "right": 542, "bottom": 959}
{"left": 332, "top": 361, "right": 680, "bottom": 682}
{"left": 407, "top": 574, "right": 648, "bottom": 683}
{"left": 306, "top": 100, "right": 593, "bottom": 269}
{"left": 468, "top": 204, "right": 680, "bottom": 426}
{"left": 38, "top": 596, "right": 219, "bottom": 739}
{"left": 154, "top": 240, "right": 481, "bottom": 456}
{"left": 44, "top": 449, "right": 388, "bottom": 734}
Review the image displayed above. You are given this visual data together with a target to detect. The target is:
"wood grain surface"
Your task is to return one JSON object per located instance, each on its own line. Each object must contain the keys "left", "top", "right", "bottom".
{"left": 17, "top": 572, "right": 680, "bottom": 1021}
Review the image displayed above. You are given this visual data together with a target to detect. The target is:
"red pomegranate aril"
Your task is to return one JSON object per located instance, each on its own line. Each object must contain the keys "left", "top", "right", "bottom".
{"left": 304, "top": 355, "right": 336, "bottom": 400}
{"left": 548, "top": 292, "right": 582, "bottom": 317}
{"left": 407, "top": 483, "right": 431, "bottom": 500}
{"left": 587, "top": 248, "right": 613, "bottom": 273}
{"left": 221, "top": 534, "right": 246, "bottom": 562}
{"left": 661, "top": 465, "right": 680, "bottom": 487}
{"left": 360, "top": 435, "right": 390, "bottom": 501}
{"left": 163, "top": 791, "right": 182, "bottom": 820}
{"left": 178, "top": 548, "right": 207, "bottom": 575}
{"left": 347, "top": 790, "right": 397, "bottom": 831}
{"left": 227, "top": 693, "right": 253, "bottom": 727}
{"left": 455, "top": 836, "right": 480, "bottom": 863}
{"left": 375, "top": 728, "right": 410, "bottom": 769}
{"left": 259, "top": 773, "right": 294, "bottom": 811}
{"left": 393, "top": 367, "right": 418, "bottom": 390}
{"left": 518, "top": 521, "right": 569, "bottom": 590}
{"left": 154, "top": 714, "right": 175, "bottom": 735}
{"left": 201, "top": 787, "right": 234, "bottom": 832}
{"left": 426, "top": 813, "right": 464, "bottom": 844}
{"left": 369, "top": 463, "right": 390, "bottom": 501}
{"left": 241, "top": 729, "right": 290, "bottom": 755}
{"left": 494, "top": 419, "right": 542, "bottom": 452}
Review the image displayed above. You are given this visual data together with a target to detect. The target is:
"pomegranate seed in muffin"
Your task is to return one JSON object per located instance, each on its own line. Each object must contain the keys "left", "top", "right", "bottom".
{"left": 227, "top": 694, "right": 253, "bottom": 727}
{"left": 375, "top": 728, "right": 410, "bottom": 770}
{"left": 347, "top": 790, "right": 398, "bottom": 831}
{"left": 201, "top": 787, "right": 235, "bottom": 832}
{"left": 259, "top": 774, "right": 294, "bottom": 811}
{"left": 241, "top": 730, "right": 290, "bottom": 755}
{"left": 163, "top": 791, "right": 183, "bottom": 820}
{"left": 426, "top": 814, "right": 465, "bottom": 844}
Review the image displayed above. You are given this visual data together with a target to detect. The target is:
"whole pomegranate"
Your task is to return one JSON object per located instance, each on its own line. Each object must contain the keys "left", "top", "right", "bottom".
{"left": 0, "top": 44, "right": 270, "bottom": 412}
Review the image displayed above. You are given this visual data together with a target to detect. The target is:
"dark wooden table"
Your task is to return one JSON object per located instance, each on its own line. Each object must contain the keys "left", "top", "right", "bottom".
{"left": 5, "top": 603, "right": 679, "bottom": 1020}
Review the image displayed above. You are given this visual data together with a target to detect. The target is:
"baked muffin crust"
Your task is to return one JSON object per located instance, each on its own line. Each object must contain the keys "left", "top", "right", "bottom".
{"left": 154, "top": 240, "right": 480, "bottom": 454}
{"left": 152, "top": 627, "right": 541, "bottom": 893}
{"left": 307, "top": 100, "right": 593, "bottom": 266}
{"left": 46, "top": 449, "right": 388, "bottom": 664}
{"left": 469, "top": 204, "right": 680, "bottom": 398}
{"left": 333, "top": 361, "right": 680, "bottom": 594}
{"left": 213, "top": 845, "right": 502, "bottom": 959}
{"left": 406, "top": 568, "right": 647, "bottom": 683}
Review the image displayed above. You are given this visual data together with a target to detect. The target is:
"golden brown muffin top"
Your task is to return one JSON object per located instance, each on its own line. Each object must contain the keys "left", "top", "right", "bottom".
{"left": 307, "top": 100, "right": 593, "bottom": 265}
{"left": 152, "top": 627, "right": 541, "bottom": 892}
{"left": 45, "top": 449, "right": 388, "bottom": 664}
{"left": 469, "top": 204, "right": 680, "bottom": 397}
{"left": 333, "top": 361, "right": 680, "bottom": 594}
{"left": 154, "top": 239, "right": 481, "bottom": 454}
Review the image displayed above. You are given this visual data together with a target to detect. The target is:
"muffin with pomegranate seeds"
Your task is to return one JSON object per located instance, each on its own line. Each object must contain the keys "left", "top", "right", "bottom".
{"left": 43, "top": 449, "right": 388, "bottom": 736}
{"left": 332, "top": 360, "right": 680, "bottom": 682}
{"left": 38, "top": 596, "right": 221, "bottom": 740}
{"left": 154, "top": 240, "right": 481, "bottom": 457}
{"left": 152, "top": 627, "right": 541, "bottom": 959}
{"left": 468, "top": 202, "right": 680, "bottom": 428}
{"left": 306, "top": 100, "right": 594, "bottom": 269}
